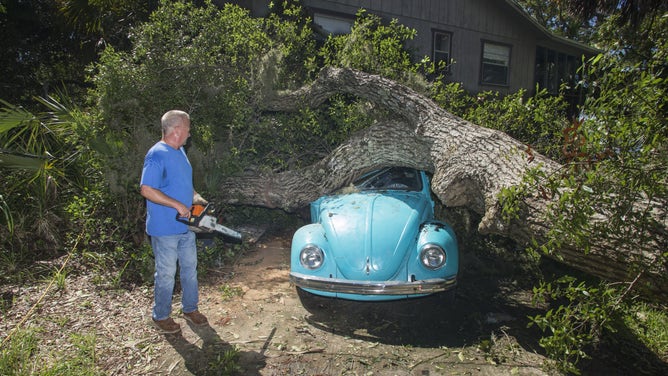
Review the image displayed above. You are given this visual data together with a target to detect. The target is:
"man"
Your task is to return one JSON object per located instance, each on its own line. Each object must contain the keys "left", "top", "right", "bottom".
{"left": 140, "top": 109, "right": 208, "bottom": 333}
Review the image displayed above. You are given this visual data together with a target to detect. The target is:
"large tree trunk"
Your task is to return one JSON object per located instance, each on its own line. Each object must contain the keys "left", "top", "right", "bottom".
{"left": 219, "top": 67, "right": 667, "bottom": 300}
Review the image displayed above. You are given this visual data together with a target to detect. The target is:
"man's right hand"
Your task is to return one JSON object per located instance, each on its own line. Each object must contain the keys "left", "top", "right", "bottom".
{"left": 141, "top": 185, "right": 191, "bottom": 219}
{"left": 176, "top": 203, "right": 191, "bottom": 219}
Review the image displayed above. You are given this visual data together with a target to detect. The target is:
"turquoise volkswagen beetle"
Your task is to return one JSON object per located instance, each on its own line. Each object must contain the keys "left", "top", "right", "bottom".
{"left": 290, "top": 167, "right": 459, "bottom": 302}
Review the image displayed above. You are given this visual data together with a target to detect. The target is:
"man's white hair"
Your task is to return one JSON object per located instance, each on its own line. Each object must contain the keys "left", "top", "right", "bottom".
{"left": 161, "top": 110, "right": 190, "bottom": 135}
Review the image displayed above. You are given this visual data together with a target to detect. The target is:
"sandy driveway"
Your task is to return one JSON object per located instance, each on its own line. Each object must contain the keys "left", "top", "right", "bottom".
{"left": 153, "top": 232, "right": 551, "bottom": 375}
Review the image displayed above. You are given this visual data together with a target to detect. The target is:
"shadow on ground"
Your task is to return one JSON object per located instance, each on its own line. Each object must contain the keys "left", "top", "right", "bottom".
{"left": 297, "top": 252, "right": 668, "bottom": 375}
{"left": 298, "top": 275, "right": 545, "bottom": 351}
{"left": 165, "top": 323, "right": 266, "bottom": 375}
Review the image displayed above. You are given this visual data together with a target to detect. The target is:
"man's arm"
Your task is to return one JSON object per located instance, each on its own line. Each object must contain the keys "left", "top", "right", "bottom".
{"left": 140, "top": 185, "right": 191, "bottom": 218}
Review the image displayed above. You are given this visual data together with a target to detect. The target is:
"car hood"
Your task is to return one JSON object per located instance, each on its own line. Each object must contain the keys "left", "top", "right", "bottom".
{"left": 315, "top": 192, "right": 427, "bottom": 281}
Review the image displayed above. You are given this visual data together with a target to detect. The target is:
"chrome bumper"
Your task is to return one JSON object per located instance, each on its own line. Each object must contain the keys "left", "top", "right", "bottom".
{"left": 289, "top": 272, "right": 457, "bottom": 295}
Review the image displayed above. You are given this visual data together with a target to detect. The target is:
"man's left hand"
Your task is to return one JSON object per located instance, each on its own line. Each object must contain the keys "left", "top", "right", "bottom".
{"left": 193, "top": 192, "right": 208, "bottom": 205}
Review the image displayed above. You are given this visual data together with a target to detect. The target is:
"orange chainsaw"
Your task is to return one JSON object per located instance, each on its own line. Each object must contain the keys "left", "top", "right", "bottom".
{"left": 177, "top": 203, "right": 242, "bottom": 243}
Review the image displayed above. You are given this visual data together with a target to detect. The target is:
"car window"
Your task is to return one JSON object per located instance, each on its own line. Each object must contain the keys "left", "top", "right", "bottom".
{"left": 353, "top": 167, "right": 422, "bottom": 191}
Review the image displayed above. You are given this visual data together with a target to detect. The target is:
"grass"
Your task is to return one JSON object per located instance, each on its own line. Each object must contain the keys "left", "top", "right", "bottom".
{"left": 624, "top": 301, "right": 668, "bottom": 358}
{"left": 219, "top": 284, "right": 244, "bottom": 301}
{"left": 0, "top": 328, "right": 40, "bottom": 375}
{"left": 1, "top": 329, "right": 104, "bottom": 376}
{"left": 207, "top": 346, "right": 242, "bottom": 375}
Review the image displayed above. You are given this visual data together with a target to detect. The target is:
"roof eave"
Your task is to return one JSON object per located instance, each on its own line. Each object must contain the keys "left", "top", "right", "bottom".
{"left": 503, "top": 0, "right": 601, "bottom": 55}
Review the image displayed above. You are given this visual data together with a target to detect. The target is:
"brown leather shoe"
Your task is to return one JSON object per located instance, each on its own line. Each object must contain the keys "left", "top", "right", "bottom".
{"left": 183, "top": 310, "right": 208, "bottom": 326}
{"left": 152, "top": 317, "right": 181, "bottom": 334}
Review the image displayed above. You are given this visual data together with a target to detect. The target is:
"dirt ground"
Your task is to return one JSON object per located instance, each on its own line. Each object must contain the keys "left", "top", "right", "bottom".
{"left": 151, "top": 230, "right": 554, "bottom": 376}
{"left": 2, "top": 227, "right": 666, "bottom": 375}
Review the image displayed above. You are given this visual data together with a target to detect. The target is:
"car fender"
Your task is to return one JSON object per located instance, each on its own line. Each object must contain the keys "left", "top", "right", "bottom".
{"left": 290, "top": 223, "right": 335, "bottom": 278}
{"left": 409, "top": 221, "right": 459, "bottom": 279}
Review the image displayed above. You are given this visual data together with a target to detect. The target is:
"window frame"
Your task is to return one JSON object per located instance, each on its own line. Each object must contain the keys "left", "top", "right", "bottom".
{"left": 479, "top": 40, "right": 512, "bottom": 87}
{"left": 534, "top": 45, "right": 581, "bottom": 95}
{"left": 432, "top": 29, "right": 452, "bottom": 70}
{"left": 312, "top": 11, "right": 354, "bottom": 36}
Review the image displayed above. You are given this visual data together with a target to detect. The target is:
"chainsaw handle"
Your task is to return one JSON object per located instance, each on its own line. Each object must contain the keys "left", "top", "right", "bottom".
{"left": 176, "top": 203, "right": 211, "bottom": 226}
{"left": 176, "top": 214, "right": 195, "bottom": 225}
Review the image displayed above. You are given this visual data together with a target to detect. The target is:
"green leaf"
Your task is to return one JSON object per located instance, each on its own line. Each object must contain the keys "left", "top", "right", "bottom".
{"left": 0, "top": 99, "right": 34, "bottom": 135}
{"left": 0, "top": 150, "right": 46, "bottom": 170}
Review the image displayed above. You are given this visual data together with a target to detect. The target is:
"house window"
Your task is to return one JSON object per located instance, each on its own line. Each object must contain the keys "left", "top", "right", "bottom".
{"left": 534, "top": 46, "right": 580, "bottom": 94}
{"left": 432, "top": 31, "right": 452, "bottom": 68}
{"left": 480, "top": 41, "right": 511, "bottom": 86}
{"left": 313, "top": 13, "right": 353, "bottom": 35}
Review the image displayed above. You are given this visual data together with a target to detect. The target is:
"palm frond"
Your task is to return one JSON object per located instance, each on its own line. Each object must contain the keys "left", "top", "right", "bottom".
{"left": 0, "top": 99, "right": 35, "bottom": 135}
{"left": 0, "top": 149, "right": 47, "bottom": 170}
{"left": 0, "top": 194, "right": 13, "bottom": 235}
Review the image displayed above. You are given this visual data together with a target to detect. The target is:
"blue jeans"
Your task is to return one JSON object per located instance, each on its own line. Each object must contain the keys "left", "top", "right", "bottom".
{"left": 151, "top": 231, "right": 198, "bottom": 320}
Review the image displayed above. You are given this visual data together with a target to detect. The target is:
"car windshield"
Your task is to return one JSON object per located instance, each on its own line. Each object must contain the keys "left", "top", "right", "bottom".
{"left": 353, "top": 167, "right": 422, "bottom": 191}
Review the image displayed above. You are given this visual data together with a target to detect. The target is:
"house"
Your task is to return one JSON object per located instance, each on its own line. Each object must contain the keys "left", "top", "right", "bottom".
{"left": 228, "top": 0, "right": 599, "bottom": 97}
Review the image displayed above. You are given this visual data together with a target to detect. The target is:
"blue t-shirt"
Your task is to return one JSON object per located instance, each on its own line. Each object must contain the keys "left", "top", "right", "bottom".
{"left": 140, "top": 141, "right": 193, "bottom": 236}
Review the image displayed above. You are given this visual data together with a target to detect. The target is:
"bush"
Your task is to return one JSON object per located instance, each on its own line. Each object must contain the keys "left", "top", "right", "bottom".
{"left": 529, "top": 276, "right": 623, "bottom": 374}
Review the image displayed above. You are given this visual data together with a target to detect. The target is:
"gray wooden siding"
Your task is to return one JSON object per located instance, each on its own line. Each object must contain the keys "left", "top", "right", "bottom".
{"left": 303, "top": 0, "right": 547, "bottom": 93}
{"left": 232, "top": 0, "right": 595, "bottom": 95}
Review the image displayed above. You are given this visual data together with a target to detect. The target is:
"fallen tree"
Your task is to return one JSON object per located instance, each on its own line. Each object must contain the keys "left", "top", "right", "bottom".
{"left": 218, "top": 67, "right": 667, "bottom": 300}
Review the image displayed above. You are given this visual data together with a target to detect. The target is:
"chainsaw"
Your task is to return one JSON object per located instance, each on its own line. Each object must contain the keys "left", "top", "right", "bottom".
{"left": 177, "top": 203, "right": 242, "bottom": 243}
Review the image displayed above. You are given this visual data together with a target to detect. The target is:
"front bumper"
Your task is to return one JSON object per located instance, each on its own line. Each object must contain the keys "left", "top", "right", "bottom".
{"left": 289, "top": 272, "right": 457, "bottom": 295}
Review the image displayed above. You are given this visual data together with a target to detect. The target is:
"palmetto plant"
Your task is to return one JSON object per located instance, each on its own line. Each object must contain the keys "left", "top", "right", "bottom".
{"left": 0, "top": 100, "right": 49, "bottom": 172}
{"left": 0, "top": 96, "right": 92, "bottom": 257}
{"left": 0, "top": 194, "right": 12, "bottom": 236}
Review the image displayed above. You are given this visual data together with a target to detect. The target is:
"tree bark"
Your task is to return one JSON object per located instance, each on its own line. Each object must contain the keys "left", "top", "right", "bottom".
{"left": 219, "top": 67, "right": 667, "bottom": 300}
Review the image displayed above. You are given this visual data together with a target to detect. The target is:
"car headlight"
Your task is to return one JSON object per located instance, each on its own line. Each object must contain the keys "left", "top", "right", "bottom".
{"left": 299, "top": 244, "right": 324, "bottom": 270}
{"left": 420, "top": 244, "right": 446, "bottom": 269}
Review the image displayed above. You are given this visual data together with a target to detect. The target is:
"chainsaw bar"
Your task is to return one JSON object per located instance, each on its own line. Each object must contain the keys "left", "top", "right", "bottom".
{"left": 198, "top": 215, "right": 243, "bottom": 242}
{"left": 177, "top": 203, "right": 243, "bottom": 243}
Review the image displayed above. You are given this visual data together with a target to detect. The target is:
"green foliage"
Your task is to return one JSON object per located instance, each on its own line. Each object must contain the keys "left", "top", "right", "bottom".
{"left": 56, "top": 0, "right": 153, "bottom": 43}
{"left": 244, "top": 95, "right": 375, "bottom": 171}
{"left": 430, "top": 81, "right": 571, "bottom": 162}
{"left": 41, "top": 333, "right": 103, "bottom": 376}
{"left": 464, "top": 89, "right": 570, "bottom": 161}
{"left": 219, "top": 284, "right": 244, "bottom": 301}
{"left": 623, "top": 301, "right": 668, "bottom": 357}
{"left": 317, "top": 10, "right": 425, "bottom": 86}
{"left": 89, "top": 0, "right": 321, "bottom": 193}
{"left": 196, "top": 238, "right": 243, "bottom": 279}
{"left": 51, "top": 267, "right": 68, "bottom": 291}
{"left": 498, "top": 15, "right": 667, "bottom": 372}
{"left": 534, "top": 50, "right": 667, "bottom": 277}
{"left": 429, "top": 81, "right": 476, "bottom": 119}
{"left": 0, "top": 328, "right": 39, "bottom": 375}
{"left": 122, "top": 242, "right": 155, "bottom": 287}
{"left": 0, "top": 329, "right": 103, "bottom": 376}
{"left": 0, "top": 0, "right": 151, "bottom": 106}
{"left": 264, "top": 1, "right": 318, "bottom": 89}
{"left": 89, "top": 0, "right": 398, "bottom": 187}
{"left": 515, "top": 0, "right": 597, "bottom": 41}
{"left": 64, "top": 190, "right": 153, "bottom": 287}
{"left": 531, "top": 279, "right": 668, "bottom": 373}
{"left": 529, "top": 276, "right": 623, "bottom": 374}
{"left": 207, "top": 346, "right": 241, "bottom": 375}
{"left": 590, "top": 1, "right": 668, "bottom": 57}
{"left": 0, "top": 95, "right": 100, "bottom": 267}
{"left": 497, "top": 185, "right": 527, "bottom": 223}
{"left": 0, "top": 194, "right": 13, "bottom": 236}
{"left": 0, "top": 93, "right": 152, "bottom": 287}
{"left": 0, "top": 0, "right": 95, "bottom": 106}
